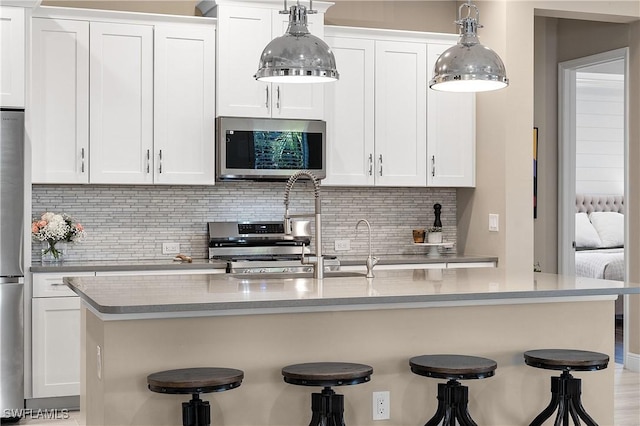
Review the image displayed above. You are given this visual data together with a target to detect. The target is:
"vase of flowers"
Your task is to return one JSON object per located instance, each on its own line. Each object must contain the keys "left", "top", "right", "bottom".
{"left": 32, "top": 212, "right": 86, "bottom": 263}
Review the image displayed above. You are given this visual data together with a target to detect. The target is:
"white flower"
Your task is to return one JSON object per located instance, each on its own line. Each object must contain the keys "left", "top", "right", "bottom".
{"left": 32, "top": 212, "right": 86, "bottom": 244}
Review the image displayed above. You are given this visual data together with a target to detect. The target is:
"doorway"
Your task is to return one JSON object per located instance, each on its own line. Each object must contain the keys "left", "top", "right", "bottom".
{"left": 558, "top": 47, "right": 629, "bottom": 364}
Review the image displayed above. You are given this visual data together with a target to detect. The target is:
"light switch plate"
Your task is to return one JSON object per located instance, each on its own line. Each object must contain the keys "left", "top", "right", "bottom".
{"left": 489, "top": 214, "right": 499, "bottom": 232}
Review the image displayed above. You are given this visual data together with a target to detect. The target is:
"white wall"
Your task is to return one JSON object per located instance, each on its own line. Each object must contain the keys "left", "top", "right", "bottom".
{"left": 575, "top": 72, "right": 624, "bottom": 195}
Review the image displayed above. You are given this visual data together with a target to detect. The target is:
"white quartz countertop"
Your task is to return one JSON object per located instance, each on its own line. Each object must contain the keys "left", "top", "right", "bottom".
{"left": 64, "top": 269, "right": 639, "bottom": 319}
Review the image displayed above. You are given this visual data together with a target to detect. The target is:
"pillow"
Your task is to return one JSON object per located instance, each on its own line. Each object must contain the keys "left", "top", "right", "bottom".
{"left": 589, "top": 212, "right": 624, "bottom": 248}
{"left": 575, "top": 212, "right": 603, "bottom": 248}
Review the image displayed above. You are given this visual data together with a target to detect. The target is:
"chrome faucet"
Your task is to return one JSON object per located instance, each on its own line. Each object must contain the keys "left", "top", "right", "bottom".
{"left": 356, "top": 219, "right": 378, "bottom": 278}
{"left": 284, "top": 170, "right": 324, "bottom": 279}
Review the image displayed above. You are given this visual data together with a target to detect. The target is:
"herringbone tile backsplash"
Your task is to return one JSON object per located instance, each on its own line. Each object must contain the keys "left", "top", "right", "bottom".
{"left": 32, "top": 183, "right": 456, "bottom": 262}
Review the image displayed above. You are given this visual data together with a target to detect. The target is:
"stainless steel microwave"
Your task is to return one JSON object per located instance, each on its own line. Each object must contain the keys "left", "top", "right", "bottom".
{"left": 216, "top": 117, "right": 326, "bottom": 180}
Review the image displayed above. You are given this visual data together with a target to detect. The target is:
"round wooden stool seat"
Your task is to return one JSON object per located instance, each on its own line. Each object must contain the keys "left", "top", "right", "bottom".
{"left": 282, "top": 362, "right": 373, "bottom": 387}
{"left": 147, "top": 367, "right": 244, "bottom": 394}
{"left": 410, "top": 354, "right": 497, "bottom": 426}
{"left": 147, "top": 367, "right": 243, "bottom": 426}
{"left": 282, "top": 362, "right": 373, "bottom": 426}
{"left": 524, "top": 349, "right": 609, "bottom": 372}
{"left": 524, "top": 349, "right": 608, "bottom": 426}
{"left": 410, "top": 354, "right": 497, "bottom": 380}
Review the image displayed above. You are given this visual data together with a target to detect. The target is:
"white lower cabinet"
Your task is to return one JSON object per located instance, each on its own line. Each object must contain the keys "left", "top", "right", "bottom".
{"left": 31, "top": 272, "right": 94, "bottom": 398}
{"left": 32, "top": 297, "right": 81, "bottom": 398}
{"left": 31, "top": 269, "right": 224, "bottom": 398}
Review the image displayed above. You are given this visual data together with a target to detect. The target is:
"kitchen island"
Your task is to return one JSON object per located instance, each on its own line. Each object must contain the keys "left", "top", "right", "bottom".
{"left": 65, "top": 269, "right": 638, "bottom": 425}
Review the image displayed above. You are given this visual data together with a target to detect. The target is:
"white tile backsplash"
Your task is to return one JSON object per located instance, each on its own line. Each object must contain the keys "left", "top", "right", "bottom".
{"left": 31, "top": 182, "right": 456, "bottom": 262}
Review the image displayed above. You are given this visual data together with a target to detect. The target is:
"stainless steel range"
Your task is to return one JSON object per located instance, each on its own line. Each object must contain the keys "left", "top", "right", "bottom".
{"left": 208, "top": 221, "right": 339, "bottom": 274}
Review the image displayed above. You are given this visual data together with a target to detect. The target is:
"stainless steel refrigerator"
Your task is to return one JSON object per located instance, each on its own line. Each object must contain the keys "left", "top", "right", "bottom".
{"left": 0, "top": 108, "right": 25, "bottom": 420}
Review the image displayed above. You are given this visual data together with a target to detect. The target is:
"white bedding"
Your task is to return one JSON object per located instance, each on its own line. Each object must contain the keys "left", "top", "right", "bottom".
{"left": 575, "top": 248, "right": 625, "bottom": 281}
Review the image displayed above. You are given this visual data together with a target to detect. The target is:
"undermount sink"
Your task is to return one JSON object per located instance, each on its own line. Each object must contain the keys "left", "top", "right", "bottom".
{"left": 228, "top": 271, "right": 367, "bottom": 280}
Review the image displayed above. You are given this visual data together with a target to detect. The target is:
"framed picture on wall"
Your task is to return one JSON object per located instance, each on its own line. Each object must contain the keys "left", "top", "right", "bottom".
{"left": 533, "top": 127, "right": 538, "bottom": 219}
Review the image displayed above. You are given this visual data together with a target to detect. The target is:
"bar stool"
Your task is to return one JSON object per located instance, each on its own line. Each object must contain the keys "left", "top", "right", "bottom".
{"left": 524, "top": 349, "right": 609, "bottom": 426}
{"left": 282, "top": 362, "right": 373, "bottom": 426}
{"left": 410, "top": 354, "right": 497, "bottom": 426}
{"left": 147, "top": 367, "right": 243, "bottom": 426}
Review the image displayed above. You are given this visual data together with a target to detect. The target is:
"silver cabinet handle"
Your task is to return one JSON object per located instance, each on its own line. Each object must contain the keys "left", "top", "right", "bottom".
{"left": 158, "top": 149, "right": 163, "bottom": 174}
{"left": 146, "top": 149, "right": 150, "bottom": 173}
{"left": 379, "top": 154, "right": 383, "bottom": 176}
{"left": 265, "top": 86, "right": 269, "bottom": 109}
{"left": 368, "top": 153, "right": 373, "bottom": 176}
{"left": 80, "top": 148, "right": 85, "bottom": 173}
{"left": 276, "top": 86, "right": 281, "bottom": 110}
{"left": 431, "top": 155, "right": 435, "bottom": 177}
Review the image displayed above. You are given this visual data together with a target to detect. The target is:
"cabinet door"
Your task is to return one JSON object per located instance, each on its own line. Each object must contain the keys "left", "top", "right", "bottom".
{"left": 89, "top": 22, "right": 153, "bottom": 184}
{"left": 216, "top": 5, "right": 272, "bottom": 118}
{"left": 31, "top": 18, "right": 89, "bottom": 184}
{"left": 323, "top": 37, "right": 375, "bottom": 186}
{"left": 427, "top": 44, "right": 476, "bottom": 187}
{"left": 32, "top": 297, "right": 81, "bottom": 398}
{"left": 374, "top": 41, "right": 427, "bottom": 186}
{"left": 154, "top": 24, "right": 215, "bottom": 185}
{"left": 0, "top": 6, "right": 25, "bottom": 107}
{"left": 270, "top": 10, "right": 324, "bottom": 119}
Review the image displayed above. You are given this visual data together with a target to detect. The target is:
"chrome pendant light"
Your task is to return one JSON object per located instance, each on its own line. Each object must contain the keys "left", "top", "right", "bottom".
{"left": 430, "top": 0, "right": 508, "bottom": 92}
{"left": 254, "top": 0, "right": 338, "bottom": 83}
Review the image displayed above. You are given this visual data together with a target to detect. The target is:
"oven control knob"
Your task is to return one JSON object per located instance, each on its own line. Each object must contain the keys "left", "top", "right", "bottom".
{"left": 259, "top": 268, "right": 267, "bottom": 273}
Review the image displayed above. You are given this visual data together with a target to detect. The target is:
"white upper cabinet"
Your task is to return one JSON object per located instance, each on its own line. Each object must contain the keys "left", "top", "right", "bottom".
{"left": 31, "top": 10, "right": 216, "bottom": 185}
{"left": 89, "top": 22, "right": 154, "bottom": 184}
{"left": 31, "top": 18, "right": 89, "bottom": 184}
{"left": 323, "top": 36, "right": 375, "bottom": 186}
{"left": 374, "top": 40, "right": 427, "bottom": 187}
{"left": 426, "top": 43, "right": 476, "bottom": 187}
{"left": 0, "top": 6, "right": 25, "bottom": 107}
{"left": 154, "top": 24, "right": 216, "bottom": 185}
{"left": 323, "top": 30, "right": 427, "bottom": 187}
{"left": 323, "top": 27, "right": 475, "bottom": 188}
{"left": 216, "top": 3, "right": 324, "bottom": 119}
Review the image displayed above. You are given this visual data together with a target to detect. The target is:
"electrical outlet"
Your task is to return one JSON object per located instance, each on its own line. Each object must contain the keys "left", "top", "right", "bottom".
{"left": 162, "top": 242, "right": 180, "bottom": 254}
{"left": 372, "top": 391, "right": 390, "bottom": 420}
{"left": 334, "top": 239, "right": 351, "bottom": 251}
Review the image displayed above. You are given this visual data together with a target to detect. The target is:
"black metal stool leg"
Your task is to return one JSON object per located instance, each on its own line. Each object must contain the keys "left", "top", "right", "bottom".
{"left": 531, "top": 371, "right": 600, "bottom": 426}
{"left": 425, "top": 380, "right": 478, "bottom": 426}
{"left": 567, "top": 376, "right": 598, "bottom": 426}
{"left": 530, "top": 376, "right": 562, "bottom": 426}
{"left": 451, "top": 385, "right": 478, "bottom": 426}
{"left": 330, "top": 392, "right": 345, "bottom": 426}
{"left": 424, "top": 382, "right": 447, "bottom": 426}
{"left": 309, "top": 387, "right": 342, "bottom": 426}
{"left": 182, "top": 394, "right": 210, "bottom": 426}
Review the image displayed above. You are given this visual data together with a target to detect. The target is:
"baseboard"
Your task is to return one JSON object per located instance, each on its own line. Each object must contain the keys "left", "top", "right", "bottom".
{"left": 25, "top": 396, "right": 79, "bottom": 411}
{"left": 625, "top": 351, "right": 640, "bottom": 372}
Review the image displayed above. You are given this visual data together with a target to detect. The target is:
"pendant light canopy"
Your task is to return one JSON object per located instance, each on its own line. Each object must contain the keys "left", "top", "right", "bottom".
{"left": 254, "top": 1, "right": 338, "bottom": 83}
{"left": 430, "top": 0, "right": 508, "bottom": 92}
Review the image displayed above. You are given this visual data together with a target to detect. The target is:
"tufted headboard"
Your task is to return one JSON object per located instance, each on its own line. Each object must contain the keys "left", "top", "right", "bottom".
{"left": 575, "top": 194, "right": 624, "bottom": 214}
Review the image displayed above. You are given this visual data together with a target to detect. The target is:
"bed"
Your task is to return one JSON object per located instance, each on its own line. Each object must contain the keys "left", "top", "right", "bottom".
{"left": 574, "top": 194, "right": 625, "bottom": 315}
{"left": 574, "top": 194, "right": 625, "bottom": 280}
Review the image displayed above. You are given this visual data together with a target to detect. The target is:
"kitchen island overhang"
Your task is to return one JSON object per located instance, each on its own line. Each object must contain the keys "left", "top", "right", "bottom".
{"left": 65, "top": 269, "right": 639, "bottom": 426}
{"left": 64, "top": 269, "right": 637, "bottom": 319}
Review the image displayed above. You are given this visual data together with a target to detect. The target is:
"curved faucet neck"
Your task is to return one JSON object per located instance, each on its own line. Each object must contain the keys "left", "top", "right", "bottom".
{"left": 283, "top": 170, "right": 323, "bottom": 279}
